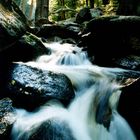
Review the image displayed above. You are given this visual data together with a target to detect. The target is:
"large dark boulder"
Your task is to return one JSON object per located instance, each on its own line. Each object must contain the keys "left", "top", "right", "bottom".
{"left": 0, "top": 0, "right": 50, "bottom": 71}
{"left": 34, "top": 24, "right": 80, "bottom": 42}
{"left": 0, "top": 32, "right": 50, "bottom": 63}
{"left": 76, "top": 7, "right": 103, "bottom": 24}
{"left": 0, "top": 31, "right": 50, "bottom": 98}
{"left": 80, "top": 16, "right": 140, "bottom": 69}
{"left": 0, "top": 98, "right": 16, "bottom": 140}
{"left": 76, "top": 7, "right": 92, "bottom": 24}
{"left": 117, "top": 0, "right": 140, "bottom": 16}
{"left": 118, "top": 78, "right": 140, "bottom": 140}
{"left": 0, "top": 0, "right": 29, "bottom": 51}
{"left": 5, "top": 63, "right": 75, "bottom": 110}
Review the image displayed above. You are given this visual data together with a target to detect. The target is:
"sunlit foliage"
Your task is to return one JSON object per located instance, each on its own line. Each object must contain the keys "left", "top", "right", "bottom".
{"left": 13, "top": 0, "right": 121, "bottom": 23}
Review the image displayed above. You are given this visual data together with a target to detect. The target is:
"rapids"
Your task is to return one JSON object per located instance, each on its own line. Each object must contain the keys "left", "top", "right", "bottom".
{"left": 11, "top": 42, "right": 137, "bottom": 140}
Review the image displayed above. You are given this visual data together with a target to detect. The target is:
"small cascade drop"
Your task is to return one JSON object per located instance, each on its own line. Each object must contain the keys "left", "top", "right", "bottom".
{"left": 11, "top": 42, "right": 137, "bottom": 140}
{"left": 37, "top": 42, "right": 92, "bottom": 65}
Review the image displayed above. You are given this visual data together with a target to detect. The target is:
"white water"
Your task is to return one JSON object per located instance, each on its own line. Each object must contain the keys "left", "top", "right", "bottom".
{"left": 12, "top": 42, "right": 137, "bottom": 140}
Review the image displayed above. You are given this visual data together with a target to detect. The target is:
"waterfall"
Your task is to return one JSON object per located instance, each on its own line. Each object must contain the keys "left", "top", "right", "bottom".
{"left": 11, "top": 42, "right": 136, "bottom": 140}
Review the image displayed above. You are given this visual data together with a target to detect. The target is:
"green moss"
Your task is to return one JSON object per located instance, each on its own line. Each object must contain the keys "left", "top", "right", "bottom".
{"left": 11, "top": 80, "right": 16, "bottom": 85}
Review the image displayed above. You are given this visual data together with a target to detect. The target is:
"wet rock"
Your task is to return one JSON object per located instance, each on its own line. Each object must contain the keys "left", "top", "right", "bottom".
{"left": 16, "top": 118, "right": 76, "bottom": 140}
{"left": 0, "top": 32, "right": 50, "bottom": 63}
{"left": 76, "top": 7, "right": 92, "bottom": 24}
{"left": 0, "top": 0, "right": 29, "bottom": 51}
{"left": 76, "top": 7, "right": 103, "bottom": 24}
{"left": 90, "top": 8, "right": 103, "bottom": 18}
{"left": 59, "top": 21, "right": 81, "bottom": 35}
{"left": 35, "top": 24, "right": 80, "bottom": 42}
{"left": 18, "top": 32, "right": 50, "bottom": 59}
{"left": 102, "top": 67, "right": 140, "bottom": 139}
{"left": 80, "top": 16, "right": 140, "bottom": 67}
{"left": 117, "top": 0, "right": 140, "bottom": 16}
{"left": 118, "top": 78, "right": 140, "bottom": 140}
{"left": 6, "top": 63, "right": 75, "bottom": 110}
{"left": 0, "top": 98, "right": 16, "bottom": 140}
{"left": 113, "top": 55, "right": 140, "bottom": 70}
{"left": 101, "top": 67, "right": 140, "bottom": 87}
{"left": 0, "top": 0, "right": 50, "bottom": 66}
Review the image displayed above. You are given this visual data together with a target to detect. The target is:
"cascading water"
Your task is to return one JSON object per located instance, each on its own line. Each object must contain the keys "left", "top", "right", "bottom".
{"left": 11, "top": 42, "right": 137, "bottom": 140}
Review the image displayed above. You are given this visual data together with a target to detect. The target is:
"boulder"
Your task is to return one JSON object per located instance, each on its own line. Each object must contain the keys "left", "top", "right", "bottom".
{"left": 6, "top": 63, "right": 75, "bottom": 110}
{"left": 100, "top": 67, "right": 140, "bottom": 87}
{"left": 0, "top": 32, "right": 50, "bottom": 63}
{"left": 0, "top": 0, "right": 29, "bottom": 51}
{"left": 0, "top": 98, "right": 16, "bottom": 140}
{"left": 79, "top": 16, "right": 140, "bottom": 68}
{"left": 117, "top": 0, "right": 140, "bottom": 16}
{"left": 14, "top": 118, "right": 76, "bottom": 140}
{"left": 101, "top": 67, "right": 140, "bottom": 139}
{"left": 34, "top": 24, "right": 80, "bottom": 42}
{"left": 113, "top": 55, "right": 140, "bottom": 70}
{"left": 76, "top": 7, "right": 103, "bottom": 24}
{"left": 0, "top": 0, "right": 50, "bottom": 65}
{"left": 118, "top": 78, "right": 140, "bottom": 140}
{"left": 76, "top": 7, "right": 92, "bottom": 24}
{"left": 90, "top": 8, "right": 103, "bottom": 18}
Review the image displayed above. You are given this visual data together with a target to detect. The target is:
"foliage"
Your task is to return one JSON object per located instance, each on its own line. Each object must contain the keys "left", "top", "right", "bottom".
{"left": 49, "top": 0, "right": 78, "bottom": 22}
{"left": 13, "top": 0, "right": 121, "bottom": 23}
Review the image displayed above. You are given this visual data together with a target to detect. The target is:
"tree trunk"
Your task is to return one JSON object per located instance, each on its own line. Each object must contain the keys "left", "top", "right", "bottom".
{"left": 89, "top": 0, "right": 94, "bottom": 8}
{"left": 20, "top": 0, "right": 26, "bottom": 14}
{"left": 42, "top": 0, "right": 49, "bottom": 19}
{"left": 35, "top": 0, "right": 49, "bottom": 25}
{"left": 59, "top": 0, "right": 65, "bottom": 20}
{"left": 86, "top": 0, "right": 89, "bottom": 7}
{"left": 29, "top": 0, "right": 34, "bottom": 20}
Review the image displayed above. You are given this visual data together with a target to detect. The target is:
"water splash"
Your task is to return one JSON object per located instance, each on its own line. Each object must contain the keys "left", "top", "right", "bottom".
{"left": 12, "top": 42, "right": 137, "bottom": 140}
{"left": 38, "top": 42, "right": 92, "bottom": 65}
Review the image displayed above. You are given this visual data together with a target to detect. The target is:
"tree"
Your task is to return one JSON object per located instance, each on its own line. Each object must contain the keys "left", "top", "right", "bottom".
{"left": 58, "top": 0, "right": 66, "bottom": 20}
{"left": 89, "top": 0, "right": 94, "bottom": 8}
{"left": 20, "top": 0, "right": 27, "bottom": 14}
{"left": 85, "top": 0, "right": 94, "bottom": 8}
{"left": 35, "top": 0, "right": 49, "bottom": 25}
{"left": 29, "top": 0, "right": 34, "bottom": 20}
{"left": 86, "top": 0, "right": 88, "bottom": 7}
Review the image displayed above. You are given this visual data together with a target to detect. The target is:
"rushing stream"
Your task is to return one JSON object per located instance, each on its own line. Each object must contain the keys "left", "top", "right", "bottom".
{"left": 12, "top": 42, "right": 136, "bottom": 140}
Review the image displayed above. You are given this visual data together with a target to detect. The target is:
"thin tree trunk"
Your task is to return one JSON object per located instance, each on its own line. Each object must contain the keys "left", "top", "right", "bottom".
{"left": 86, "top": 0, "right": 89, "bottom": 7}
{"left": 61, "top": 0, "right": 65, "bottom": 20}
{"left": 20, "top": 0, "right": 26, "bottom": 14}
{"left": 29, "top": 0, "right": 34, "bottom": 20}
{"left": 42, "top": 0, "right": 49, "bottom": 19}
{"left": 90, "top": 0, "right": 94, "bottom": 8}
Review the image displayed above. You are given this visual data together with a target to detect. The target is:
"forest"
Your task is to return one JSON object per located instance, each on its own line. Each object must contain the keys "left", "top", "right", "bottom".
{"left": 1, "top": 0, "right": 140, "bottom": 140}
{"left": 13, "top": 0, "right": 140, "bottom": 25}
